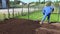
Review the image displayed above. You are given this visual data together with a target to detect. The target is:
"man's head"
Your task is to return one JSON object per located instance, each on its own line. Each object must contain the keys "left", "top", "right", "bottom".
{"left": 46, "top": 1, "right": 52, "bottom": 6}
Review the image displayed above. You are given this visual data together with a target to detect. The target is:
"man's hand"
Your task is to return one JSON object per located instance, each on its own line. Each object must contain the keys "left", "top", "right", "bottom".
{"left": 43, "top": 13, "right": 45, "bottom": 15}
{"left": 52, "top": 8, "right": 54, "bottom": 12}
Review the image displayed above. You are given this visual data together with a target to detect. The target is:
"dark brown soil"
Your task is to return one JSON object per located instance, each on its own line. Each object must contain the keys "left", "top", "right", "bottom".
{"left": 41, "top": 23, "right": 60, "bottom": 30}
{"left": 36, "top": 23, "right": 60, "bottom": 34}
{"left": 0, "top": 18, "right": 40, "bottom": 34}
{"left": 0, "top": 18, "right": 60, "bottom": 34}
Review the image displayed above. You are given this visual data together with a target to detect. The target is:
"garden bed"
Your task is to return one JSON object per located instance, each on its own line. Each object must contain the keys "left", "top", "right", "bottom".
{"left": 0, "top": 18, "right": 60, "bottom": 34}
{"left": 0, "top": 18, "right": 40, "bottom": 34}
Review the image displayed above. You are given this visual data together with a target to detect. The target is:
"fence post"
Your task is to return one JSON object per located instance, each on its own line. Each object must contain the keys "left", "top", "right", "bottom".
{"left": 8, "top": 7, "right": 10, "bottom": 19}
{"left": 28, "top": 4, "right": 30, "bottom": 19}
{"left": 21, "top": 3, "right": 23, "bottom": 16}
{"left": 58, "top": 3, "right": 60, "bottom": 22}
{"left": 7, "top": 0, "right": 10, "bottom": 19}
{"left": 13, "top": 7, "right": 14, "bottom": 18}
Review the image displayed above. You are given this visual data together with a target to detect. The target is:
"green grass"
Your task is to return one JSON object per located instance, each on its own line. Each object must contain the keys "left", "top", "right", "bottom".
{"left": 0, "top": 9, "right": 60, "bottom": 22}
{"left": 0, "top": 13, "right": 18, "bottom": 21}
{"left": 0, "top": 13, "right": 10, "bottom": 20}
{"left": 18, "top": 10, "right": 60, "bottom": 22}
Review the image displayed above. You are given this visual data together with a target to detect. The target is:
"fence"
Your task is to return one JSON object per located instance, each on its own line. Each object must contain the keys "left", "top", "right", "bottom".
{"left": 0, "top": 3, "right": 39, "bottom": 20}
{"left": 0, "top": 0, "right": 60, "bottom": 22}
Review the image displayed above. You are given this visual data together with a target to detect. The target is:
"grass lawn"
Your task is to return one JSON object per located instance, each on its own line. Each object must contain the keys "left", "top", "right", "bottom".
{"left": 18, "top": 10, "right": 60, "bottom": 22}
{"left": 0, "top": 13, "right": 17, "bottom": 21}
{"left": 0, "top": 9, "right": 60, "bottom": 22}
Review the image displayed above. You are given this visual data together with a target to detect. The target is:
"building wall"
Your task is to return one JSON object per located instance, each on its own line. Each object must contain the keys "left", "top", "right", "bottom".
{"left": 2, "top": 0, "right": 7, "bottom": 8}
{"left": 0, "top": 0, "right": 9, "bottom": 8}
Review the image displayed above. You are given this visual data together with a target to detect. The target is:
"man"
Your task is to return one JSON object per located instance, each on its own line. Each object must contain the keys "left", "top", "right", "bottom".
{"left": 40, "top": 1, "right": 54, "bottom": 24}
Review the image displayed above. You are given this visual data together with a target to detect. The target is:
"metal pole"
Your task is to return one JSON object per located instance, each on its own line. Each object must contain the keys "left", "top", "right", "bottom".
{"left": 57, "top": 0, "right": 59, "bottom": 22}
{"left": 39, "top": 0, "right": 40, "bottom": 3}
{"left": 13, "top": 7, "right": 14, "bottom": 18}
{"left": 58, "top": 3, "right": 60, "bottom": 22}
{"left": 8, "top": 7, "right": 10, "bottom": 19}
{"left": 7, "top": 1, "right": 10, "bottom": 19}
{"left": 28, "top": 4, "right": 29, "bottom": 19}
{"left": 21, "top": 3, "right": 23, "bottom": 16}
{"left": 39, "top": 0, "right": 40, "bottom": 10}
{"left": 44, "top": 0, "right": 45, "bottom": 4}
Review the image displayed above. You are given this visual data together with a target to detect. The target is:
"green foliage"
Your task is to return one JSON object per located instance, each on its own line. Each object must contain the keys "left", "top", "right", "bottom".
{"left": 40, "top": 1, "right": 45, "bottom": 4}
{"left": 10, "top": 1, "right": 16, "bottom": 5}
{"left": 14, "top": 0, "right": 20, "bottom": 4}
{"left": 54, "top": 2, "right": 59, "bottom": 7}
{"left": 54, "top": 1, "right": 60, "bottom": 7}
{"left": 35, "top": 2, "right": 40, "bottom": 5}
{"left": 10, "top": 1, "right": 20, "bottom": 5}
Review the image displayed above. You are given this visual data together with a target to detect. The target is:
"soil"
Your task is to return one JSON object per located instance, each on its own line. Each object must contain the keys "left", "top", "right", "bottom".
{"left": 36, "top": 23, "right": 60, "bottom": 34}
{"left": 0, "top": 18, "right": 40, "bottom": 34}
{"left": 41, "top": 23, "right": 60, "bottom": 30}
{"left": 0, "top": 18, "right": 60, "bottom": 34}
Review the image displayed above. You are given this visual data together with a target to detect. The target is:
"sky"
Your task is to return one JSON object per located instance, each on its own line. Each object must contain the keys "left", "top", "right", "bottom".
{"left": 10, "top": 0, "right": 60, "bottom": 3}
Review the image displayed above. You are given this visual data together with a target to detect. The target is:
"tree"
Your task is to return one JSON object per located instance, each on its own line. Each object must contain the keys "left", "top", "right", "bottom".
{"left": 54, "top": 1, "right": 59, "bottom": 7}
{"left": 39, "top": 0, "right": 45, "bottom": 4}
{"left": 14, "top": 0, "right": 20, "bottom": 4}
{"left": 39, "top": 0, "right": 40, "bottom": 3}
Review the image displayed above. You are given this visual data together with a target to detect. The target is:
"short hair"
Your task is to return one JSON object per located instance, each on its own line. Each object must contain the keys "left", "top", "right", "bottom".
{"left": 46, "top": 1, "right": 52, "bottom": 6}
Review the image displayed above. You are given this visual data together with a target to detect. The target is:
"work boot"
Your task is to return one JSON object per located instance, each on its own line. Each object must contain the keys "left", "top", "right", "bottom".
{"left": 39, "top": 21, "right": 43, "bottom": 25}
{"left": 48, "top": 22, "right": 51, "bottom": 24}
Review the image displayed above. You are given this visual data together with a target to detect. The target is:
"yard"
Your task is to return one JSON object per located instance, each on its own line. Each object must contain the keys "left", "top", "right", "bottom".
{"left": 18, "top": 10, "right": 60, "bottom": 22}
{"left": 0, "top": 8, "right": 60, "bottom": 22}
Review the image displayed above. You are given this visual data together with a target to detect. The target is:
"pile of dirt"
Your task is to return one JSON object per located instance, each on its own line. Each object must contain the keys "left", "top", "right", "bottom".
{"left": 0, "top": 18, "right": 40, "bottom": 34}
{"left": 0, "top": 18, "right": 60, "bottom": 34}
{"left": 36, "top": 23, "right": 60, "bottom": 34}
